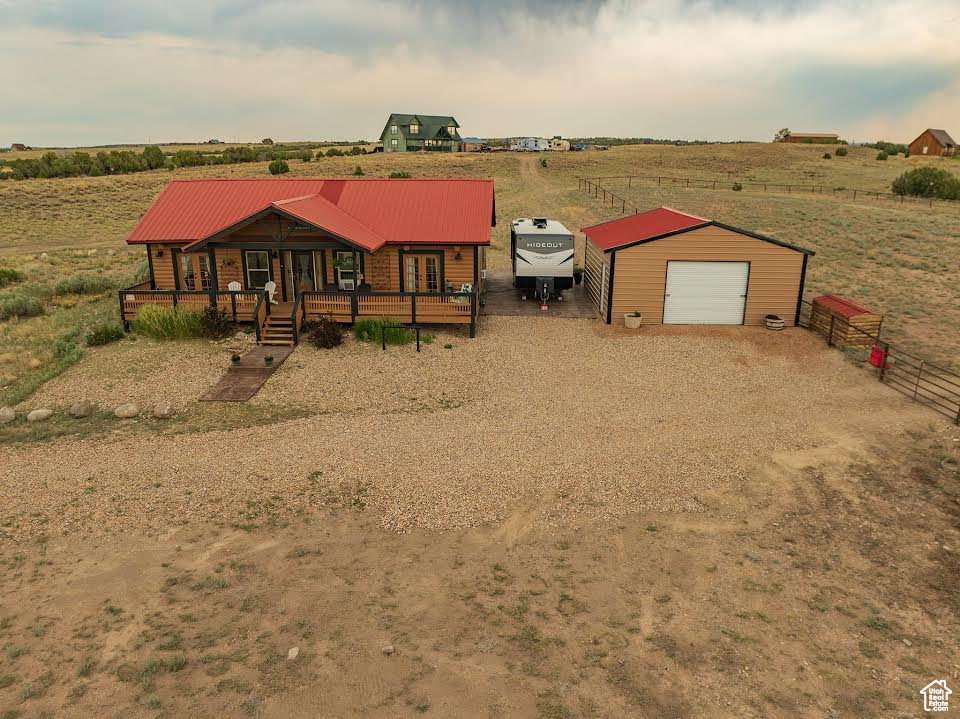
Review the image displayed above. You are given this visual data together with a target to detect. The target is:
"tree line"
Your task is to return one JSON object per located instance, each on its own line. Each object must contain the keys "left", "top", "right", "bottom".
{"left": 0, "top": 144, "right": 369, "bottom": 180}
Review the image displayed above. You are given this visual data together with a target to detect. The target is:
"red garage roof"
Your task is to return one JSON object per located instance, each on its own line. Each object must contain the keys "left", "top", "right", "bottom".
{"left": 582, "top": 206, "right": 815, "bottom": 255}
{"left": 813, "top": 294, "right": 877, "bottom": 318}
{"left": 581, "top": 207, "right": 709, "bottom": 251}
{"left": 127, "top": 178, "right": 495, "bottom": 249}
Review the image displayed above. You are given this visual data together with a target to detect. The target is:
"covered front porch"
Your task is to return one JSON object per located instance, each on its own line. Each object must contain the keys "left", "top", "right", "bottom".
{"left": 119, "top": 241, "right": 478, "bottom": 342}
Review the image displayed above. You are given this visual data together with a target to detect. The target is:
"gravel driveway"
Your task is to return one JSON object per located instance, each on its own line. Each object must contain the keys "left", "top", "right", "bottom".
{"left": 0, "top": 317, "right": 930, "bottom": 538}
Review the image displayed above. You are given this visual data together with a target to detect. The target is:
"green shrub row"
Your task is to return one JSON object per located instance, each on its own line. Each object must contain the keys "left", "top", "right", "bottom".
{"left": 1, "top": 144, "right": 368, "bottom": 180}
{"left": 352, "top": 317, "right": 434, "bottom": 346}
{"left": 86, "top": 322, "right": 124, "bottom": 346}
{"left": 131, "top": 305, "right": 234, "bottom": 340}
{"left": 891, "top": 167, "right": 960, "bottom": 200}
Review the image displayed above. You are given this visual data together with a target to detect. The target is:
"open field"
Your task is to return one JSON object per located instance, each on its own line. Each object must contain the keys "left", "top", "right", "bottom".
{"left": 1, "top": 142, "right": 959, "bottom": 716}
{"left": 1, "top": 318, "right": 958, "bottom": 717}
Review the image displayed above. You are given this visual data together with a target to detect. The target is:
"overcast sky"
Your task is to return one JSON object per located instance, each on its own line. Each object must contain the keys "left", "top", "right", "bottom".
{"left": 1, "top": 0, "right": 957, "bottom": 147}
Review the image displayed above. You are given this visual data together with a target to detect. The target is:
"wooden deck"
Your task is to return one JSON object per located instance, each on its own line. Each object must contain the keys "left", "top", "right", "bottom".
{"left": 199, "top": 346, "right": 295, "bottom": 402}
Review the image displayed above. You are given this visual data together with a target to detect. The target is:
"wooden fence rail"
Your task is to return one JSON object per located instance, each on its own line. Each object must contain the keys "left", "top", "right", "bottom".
{"left": 579, "top": 176, "right": 960, "bottom": 212}
{"left": 798, "top": 300, "right": 960, "bottom": 423}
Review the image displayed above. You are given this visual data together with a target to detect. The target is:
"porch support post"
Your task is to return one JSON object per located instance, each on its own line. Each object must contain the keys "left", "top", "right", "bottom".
{"left": 411, "top": 294, "right": 417, "bottom": 324}
{"left": 470, "top": 293, "right": 477, "bottom": 338}
{"left": 146, "top": 244, "right": 156, "bottom": 289}
{"left": 207, "top": 246, "right": 219, "bottom": 308}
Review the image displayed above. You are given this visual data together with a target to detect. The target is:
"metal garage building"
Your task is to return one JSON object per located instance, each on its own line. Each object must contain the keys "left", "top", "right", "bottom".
{"left": 582, "top": 207, "right": 815, "bottom": 326}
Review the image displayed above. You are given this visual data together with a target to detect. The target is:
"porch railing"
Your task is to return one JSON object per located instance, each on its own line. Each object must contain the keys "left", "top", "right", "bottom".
{"left": 118, "top": 286, "right": 267, "bottom": 326}
{"left": 119, "top": 287, "right": 479, "bottom": 335}
{"left": 301, "top": 290, "right": 474, "bottom": 325}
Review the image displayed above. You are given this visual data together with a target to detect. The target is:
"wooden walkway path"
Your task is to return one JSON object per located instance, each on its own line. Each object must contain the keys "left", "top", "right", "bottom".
{"left": 200, "top": 346, "right": 295, "bottom": 402}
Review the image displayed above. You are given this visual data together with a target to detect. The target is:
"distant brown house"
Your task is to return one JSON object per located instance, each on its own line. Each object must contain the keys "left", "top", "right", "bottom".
{"left": 909, "top": 129, "right": 956, "bottom": 157}
{"left": 261, "top": 138, "right": 274, "bottom": 145}
{"left": 10, "top": 143, "right": 29, "bottom": 151}
{"left": 782, "top": 132, "right": 839, "bottom": 144}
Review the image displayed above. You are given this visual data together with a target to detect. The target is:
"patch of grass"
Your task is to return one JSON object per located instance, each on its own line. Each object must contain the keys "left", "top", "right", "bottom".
{"left": 0, "top": 675, "right": 15, "bottom": 689}
{"left": 3, "top": 646, "right": 27, "bottom": 660}
{"left": 76, "top": 658, "right": 95, "bottom": 677}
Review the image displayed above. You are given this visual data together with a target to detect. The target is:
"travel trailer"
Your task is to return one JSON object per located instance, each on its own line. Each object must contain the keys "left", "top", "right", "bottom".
{"left": 510, "top": 218, "right": 575, "bottom": 301}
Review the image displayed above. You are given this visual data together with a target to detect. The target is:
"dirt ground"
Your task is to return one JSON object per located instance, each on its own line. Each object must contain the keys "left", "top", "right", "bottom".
{"left": 1, "top": 318, "right": 959, "bottom": 718}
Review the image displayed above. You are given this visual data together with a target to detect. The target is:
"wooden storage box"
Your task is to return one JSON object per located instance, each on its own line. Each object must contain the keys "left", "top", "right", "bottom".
{"left": 810, "top": 294, "right": 882, "bottom": 348}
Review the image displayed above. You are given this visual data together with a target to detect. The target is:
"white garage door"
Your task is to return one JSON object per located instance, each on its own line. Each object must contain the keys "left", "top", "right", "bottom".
{"left": 663, "top": 261, "right": 749, "bottom": 324}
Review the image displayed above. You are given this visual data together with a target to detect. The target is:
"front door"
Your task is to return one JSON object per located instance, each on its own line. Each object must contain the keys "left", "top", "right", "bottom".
{"left": 402, "top": 253, "right": 442, "bottom": 293}
{"left": 289, "top": 251, "right": 316, "bottom": 296}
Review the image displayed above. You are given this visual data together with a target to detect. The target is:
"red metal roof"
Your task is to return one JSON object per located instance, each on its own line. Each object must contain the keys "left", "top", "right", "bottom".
{"left": 813, "top": 294, "right": 877, "bottom": 318}
{"left": 581, "top": 207, "right": 709, "bottom": 251}
{"left": 127, "top": 178, "right": 495, "bottom": 248}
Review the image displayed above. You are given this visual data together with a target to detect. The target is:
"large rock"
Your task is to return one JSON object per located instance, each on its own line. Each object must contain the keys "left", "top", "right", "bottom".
{"left": 153, "top": 402, "right": 176, "bottom": 419}
{"left": 69, "top": 401, "right": 94, "bottom": 418}
{"left": 26, "top": 409, "right": 54, "bottom": 422}
{"left": 0, "top": 407, "right": 16, "bottom": 424}
{"left": 114, "top": 403, "right": 139, "bottom": 419}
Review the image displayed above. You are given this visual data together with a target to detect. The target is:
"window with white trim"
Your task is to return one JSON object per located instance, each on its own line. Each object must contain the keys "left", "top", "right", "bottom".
{"left": 448, "top": 125, "right": 456, "bottom": 136}
{"left": 179, "top": 253, "right": 196, "bottom": 290}
{"left": 245, "top": 250, "right": 270, "bottom": 289}
{"left": 334, "top": 251, "right": 355, "bottom": 290}
{"left": 410, "top": 123, "right": 419, "bottom": 134}
{"left": 390, "top": 125, "right": 398, "bottom": 135}
{"left": 390, "top": 139, "right": 398, "bottom": 149}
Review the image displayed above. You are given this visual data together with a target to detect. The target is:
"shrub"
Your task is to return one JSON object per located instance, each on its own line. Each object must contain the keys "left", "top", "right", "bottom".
{"left": 86, "top": 322, "right": 124, "bottom": 346}
{"left": 352, "top": 317, "right": 432, "bottom": 345}
{"left": 131, "top": 305, "right": 205, "bottom": 339}
{"left": 54, "top": 274, "right": 112, "bottom": 295}
{"left": 325, "top": 148, "right": 344, "bottom": 157}
{"left": 891, "top": 167, "right": 960, "bottom": 200}
{"left": 306, "top": 316, "right": 343, "bottom": 349}
{"left": 539, "top": 158, "right": 547, "bottom": 168}
{"left": 200, "top": 307, "right": 233, "bottom": 339}
{"left": 822, "top": 152, "right": 831, "bottom": 160}
{"left": 835, "top": 146, "right": 848, "bottom": 157}
{"left": 388, "top": 171, "right": 412, "bottom": 179}
{"left": 876, "top": 151, "right": 888, "bottom": 161}
{"left": 353, "top": 165, "right": 364, "bottom": 176}
{"left": 0, "top": 293, "right": 44, "bottom": 320}
{"left": 142, "top": 145, "right": 166, "bottom": 170}
{"left": 53, "top": 333, "right": 83, "bottom": 363}
{"left": 732, "top": 182, "right": 743, "bottom": 191}
{"left": 0, "top": 268, "right": 24, "bottom": 288}
{"left": 349, "top": 146, "right": 366, "bottom": 156}
{"left": 171, "top": 150, "right": 206, "bottom": 168}
{"left": 298, "top": 149, "right": 313, "bottom": 162}
{"left": 269, "top": 159, "right": 289, "bottom": 175}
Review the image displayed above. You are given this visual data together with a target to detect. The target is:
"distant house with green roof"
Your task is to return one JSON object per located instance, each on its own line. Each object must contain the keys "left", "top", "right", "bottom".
{"left": 380, "top": 113, "right": 461, "bottom": 153}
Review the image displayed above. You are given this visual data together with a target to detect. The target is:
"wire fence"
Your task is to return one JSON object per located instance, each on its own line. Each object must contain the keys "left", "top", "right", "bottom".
{"left": 579, "top": 176, "right": 960, "bottom": 213}
{"left": 798, "top": 300, "right": 960, "bottom": 424}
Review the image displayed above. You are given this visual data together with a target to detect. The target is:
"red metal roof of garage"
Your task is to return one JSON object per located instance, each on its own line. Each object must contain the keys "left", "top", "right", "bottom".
{"left": 126, "top": 178, "right": 495, "bottom": 247}
{"left": 581, "top": 207, "right": 709, "bottom": 251}
{"left": 813, "top": 294, "right": 878, "bottom": 318}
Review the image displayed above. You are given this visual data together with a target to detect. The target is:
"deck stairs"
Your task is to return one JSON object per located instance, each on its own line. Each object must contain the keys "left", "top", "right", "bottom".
{"left": 259, "top": 313, "right": 296, "bottom": 346}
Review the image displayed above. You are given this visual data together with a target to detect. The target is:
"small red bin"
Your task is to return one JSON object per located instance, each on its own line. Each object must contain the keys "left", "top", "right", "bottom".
{"left": 869, "top": 345, "right": 888, "bottom": 368}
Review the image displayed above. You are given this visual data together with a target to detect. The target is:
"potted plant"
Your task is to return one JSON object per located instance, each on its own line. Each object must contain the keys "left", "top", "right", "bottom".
{"left": 230, "top": 352, "right": 241, "bottom": 366}
{"left": 573, "top": 266, "right": 583, "bottom": 285}
{"left": 264, "top": 354, "right": 274, "bottom": 367}
{"left": 624, "top": 310, "right": 642, "bottom": 329}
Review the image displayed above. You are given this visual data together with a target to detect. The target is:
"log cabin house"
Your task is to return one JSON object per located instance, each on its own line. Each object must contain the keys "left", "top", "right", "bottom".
{"left": 121, "top": 178, "right": 495, "bottom": 343}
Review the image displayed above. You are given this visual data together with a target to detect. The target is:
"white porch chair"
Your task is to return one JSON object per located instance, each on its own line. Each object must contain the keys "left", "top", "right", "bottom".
{"left": 227, "top": 281, "right": 242, "bottom": 292}
{"left": 264, "top": 281, "right": 278, "bottom": 304}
